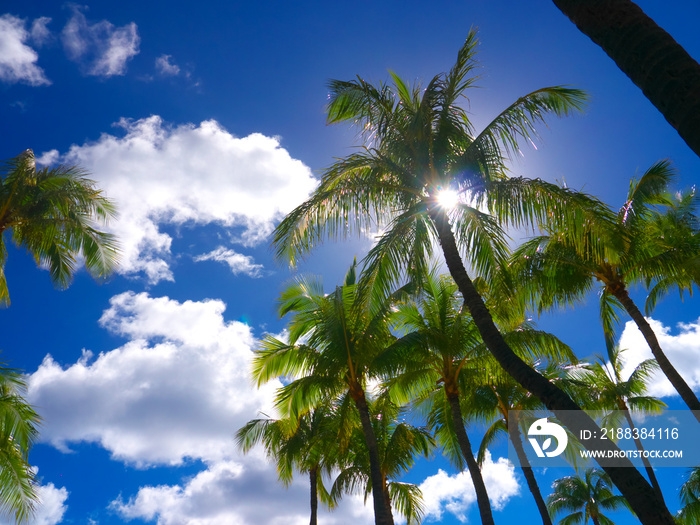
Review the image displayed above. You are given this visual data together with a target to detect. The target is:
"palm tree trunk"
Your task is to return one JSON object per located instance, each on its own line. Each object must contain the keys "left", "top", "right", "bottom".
{"left": 508, "top": 423, "right": 553, "bottom": 525}
{"left": 610, "top": 285, "right": 700, "bottom": 421}
{"left": 622, "top": 409, "right": 664, "bottom": 504}
{"left": 446, "top": 390, "right": 495, "bottom": 525}
{"left": 309, "top": 467, "right": 318, "bottom": 525}
{"left": 427, "top": 207, "right": 676, "bottom": 525}
{"left": 550, "top": 0, "right": 700, "bottom": 158}
{"left": 351, "top": 389, "right": 395, "bottom": 525}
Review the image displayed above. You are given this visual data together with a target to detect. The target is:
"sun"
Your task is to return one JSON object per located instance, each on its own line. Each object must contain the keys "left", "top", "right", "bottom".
{"left": 436, "top": 189, "right": 459, "bottom": 209}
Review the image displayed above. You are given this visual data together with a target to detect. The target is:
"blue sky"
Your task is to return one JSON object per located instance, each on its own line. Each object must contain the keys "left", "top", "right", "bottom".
{"left": 1, "top": 1, "right": 700, "bottom": 524}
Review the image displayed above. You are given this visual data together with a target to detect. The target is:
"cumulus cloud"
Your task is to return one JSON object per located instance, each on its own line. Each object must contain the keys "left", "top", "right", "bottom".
{"left": 0, "top": 14, "right": 50, "bottom": 86}
{"left": 0, "top": 482, "right": 68, "bottom": 525}
{"left": 61, "top": 6, "right": 139, "bottom": 77}
{"left": 618, "top": 316, "right": 700, "bottom": 397}
{"left": 419, "top": 452, "right": 520, "bottom": 522}
{"left": 27, "top": 291, "right": 279, "bottom": 466}
{"left": 155, "top": 54, "right": 180, "bottom": 76}
{"left": 113, "top": 460, "right": 380, "bottom": 525}
{"left": 38, "top": 116, "right": 317, "bottom": 283}
{"left": 194, "top": 247, "right": 264, "bottom": 277}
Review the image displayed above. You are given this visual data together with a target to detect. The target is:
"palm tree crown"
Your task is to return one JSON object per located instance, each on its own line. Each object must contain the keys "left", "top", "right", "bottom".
{"left": 272, "top": 30, "right": 675, "bottom": 524}
{"left": 0, "top": 365, "right": 41, "bottom": 523}
{"left": 0, "top": 150, "right": 118, "bottom": 305}
{"left": 547, "top": 468, "right": 631, "bottom": 525}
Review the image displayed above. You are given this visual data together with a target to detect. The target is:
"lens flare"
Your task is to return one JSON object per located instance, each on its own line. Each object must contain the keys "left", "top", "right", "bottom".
{"left": 436, "top": 189, "right": 459, "bottom": 209}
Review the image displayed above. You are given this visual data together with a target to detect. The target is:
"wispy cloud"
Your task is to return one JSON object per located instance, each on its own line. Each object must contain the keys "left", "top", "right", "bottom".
{"left": 194, "top": 247, "right": 264, "bottom": 277}
{"left": 155, "top": 53, "right": 180, "bottom": 76}
{"left": 38, "top": 116, "right": 317, "bottom": 283}
{"left": 0, "top": 14, "right": 50, "bottom": 86}
{"left": 29, "top": 16, "right": 52, "bottom": 47}
{"left": 61, "top": 5, "right": 139, "bottom": 77}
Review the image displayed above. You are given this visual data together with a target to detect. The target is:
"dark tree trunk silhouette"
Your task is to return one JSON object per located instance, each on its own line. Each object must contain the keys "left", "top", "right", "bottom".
{"left": 509, "top": 422, "right": 553, "bottom": 525}
{"left": 610, "top": 284, "right": 700, "bottom": 422}
{"left": 446, "top": 389, "right": 495, "bottom": 525}
{"left": 309, "top": 467, "right": 318, "bottom": 525}
{"left": 621, "top": 408, "right": 664, "bottom": 504}
{"left": 351, "top": 388, "right": 395, "bottom": 525}
{"left": 551, "top": 0, "right": 700, "bottom": 158}
{"left": 427, "top": 207, "right": 676, "bottom": 525}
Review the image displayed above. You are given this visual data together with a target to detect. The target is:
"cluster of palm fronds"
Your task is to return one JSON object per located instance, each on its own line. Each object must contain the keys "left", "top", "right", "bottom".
{"left": 240, "top": 30, "right": 700, "bottom": 525}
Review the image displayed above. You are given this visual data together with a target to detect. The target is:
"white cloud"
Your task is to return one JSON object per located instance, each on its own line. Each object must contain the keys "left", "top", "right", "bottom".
{"left": 0, "top": 14, "right": 50, "bottom": 86}
{"left": 30, "top": 17, "right": 52, "bottom": 47}
{"left": 38, "top": 116, "right": 317, "bottom": 283}
{"left": 0, "top": 482, "right": 68, "bottom": 525}
{"left": 618, "top": 317, "right": 700, "bottom": 397}
{"left": 27, "top": 291, "right": 279, "bottom": 466}
{"left": 194, "top": 247, "right": 264, "bottom": 277}
{"left": 419, "top": 452, "right": 520, "bottom": 523}
{"left": 113, "top": 459, "right": 382, "bottom": 525}
{"left": 155, "top": 54, "right": 180, "bottom": 76}
{"left": 61, "top": 6, "right": 139, "bottom": 77}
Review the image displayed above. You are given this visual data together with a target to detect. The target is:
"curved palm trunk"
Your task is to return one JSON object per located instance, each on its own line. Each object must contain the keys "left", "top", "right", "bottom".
{"left": 309, "top": 467, "right": 318, "bottom": 525}
{"left": 351, "top": 389, "right": 395, "bottom": 525}
{"left": 621, "top": 409, "right": 664, "bottom": 504}
{"left": 446, "top": 390, "right": 495, "bottom": 525}
{"left": 427, "top": 207, "right": 675, "bottom": 525}
{"left": 550, "top": 0, "right": 700, "bottom": 158}
{"left": 508, "top": 423, "right": 552, "bottom": 525}
{"left": 610, "top": 285, "right": 700, "bottom": 421}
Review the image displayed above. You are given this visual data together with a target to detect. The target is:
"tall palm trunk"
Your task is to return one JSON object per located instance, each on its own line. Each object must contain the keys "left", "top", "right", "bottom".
{"left": 351, "top": 388, "right": 395, "bottom": 525}
{"left": 610, "top": 284, "right": 700, "bottom": 421}
{"left": 621, "top": 408, "right": 664, "bottom": 503}
{"left": 550, "top": 0, "right": 700, "bottom": 158}
{"left": 427, "top": 207, "right": 676, "bottom": 525}
{"left": 309, "top": 467, "right": 318, "bottom": 525}
{"left": 445, "top": 389, "right": 495, "bottom": 525}
{"left": 508, "top": 422, "right": 552, "bottom": 525}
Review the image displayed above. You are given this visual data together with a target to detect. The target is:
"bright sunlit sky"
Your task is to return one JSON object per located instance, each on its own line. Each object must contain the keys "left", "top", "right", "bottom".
{"left": 1, "top": 1, "right": 700, "bottom": 524}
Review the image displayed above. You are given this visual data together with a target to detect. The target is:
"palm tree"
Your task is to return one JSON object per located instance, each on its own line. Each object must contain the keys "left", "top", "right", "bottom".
{"left": 574, "top": 347, "right": 666, "bottom": 502}
{"left": 236, "top": 407, "right": 338, "bottom": 525}
{"left": 0, "top": 364, "right": 41, "bottom": 523}
{"left": 273, "top": 32, "right": 674, "bottom": 523}
{"left": 385, "top": 272, "right": 575, "bottom": 525}
{"left": 252, "top": 262, "right": 404, "bottom": 525}
{"left": 512, "top": 161, "right": 700, "bottom": 420}
{"left": 328, "top": 398, "right": 433, "bottom": 525}
{"left": 0, "top": 150, "right": 118, "bottom": 305}
{"left": 547, "top": 468, "right": 631, "bottom": 525}
{"left": 550, "top": 0, "right": 700, "bottom": 158}
{"left": 677, "top": 467, "right": 700, "bottom": 524}
{"left": 469, "top": 363, "right": 572, "bottom": 525}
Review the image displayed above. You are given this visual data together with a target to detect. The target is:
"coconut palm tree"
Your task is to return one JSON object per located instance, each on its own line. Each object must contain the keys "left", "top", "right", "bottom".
{"left": 252, "top": 262, "right": 405, "bottom": 525}
{"left": 236, "top": 407, "right": 338, "bottom": 525}
{"left": 383, "top": 272, "right": 575, "bottom": 525}
{"left": 550, "top": 0, "right": 700, "bottom": 158}
{"left": 574, "top": 347, "right": 666, "bottom": 502}
{"left": 328, "top": 398, "right": 433, "bottom": 525}
{"left": 511, "top": 161, "right": 700, "bottom": 420}
{"left": 272, "top": 31, "right": 674, "bottom": 524}
{"left": 469, "top": 363, "right": 574, "bottom": 525}
{"left": 0, "top": 150, "right": 118, "bottom": 305}
{"left": 677, "top": 467, "right": 700, "bottom": 524}
{"left": 547, "top": 468, "right": 631, "bottom": 525}
{"left": 0, "top": 364, "right": 41, "bottom": 523}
